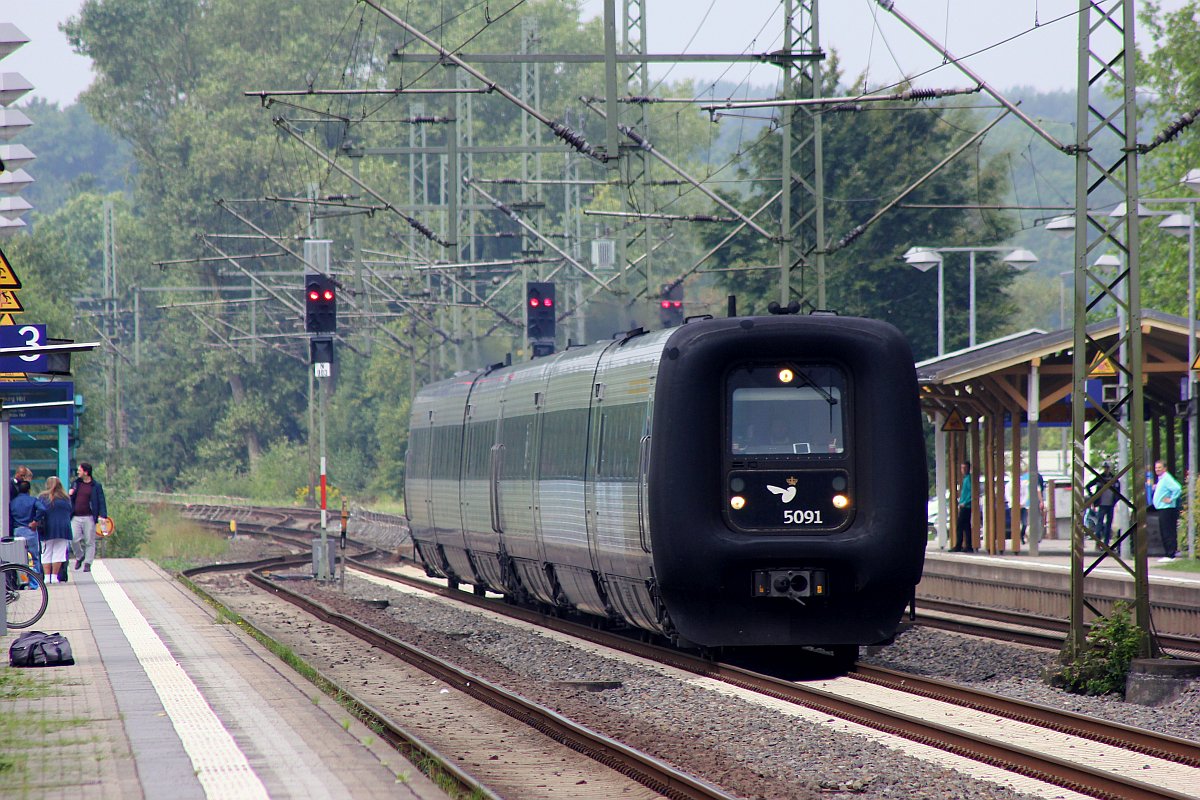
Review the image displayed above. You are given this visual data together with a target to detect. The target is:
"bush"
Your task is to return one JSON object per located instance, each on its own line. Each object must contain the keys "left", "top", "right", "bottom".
{"left": 1050, "top": 601, "right": 1143, "bottom": 696}
{"left": 95, "top": 465, "right": 152, "bottom": 558}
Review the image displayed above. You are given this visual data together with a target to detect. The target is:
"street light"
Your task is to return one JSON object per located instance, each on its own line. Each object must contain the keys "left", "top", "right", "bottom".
{"left": 903, "top": 245, "right": 1038, "bottom": 353}
{"left": 904, "top": 247, "right": 945, "bottom": 356}
{"left": 1045, "top": 215, "right": 1076, "bottom": 238}
{"left": 1158, "top": 181, "right": 1199, "bottom": 561}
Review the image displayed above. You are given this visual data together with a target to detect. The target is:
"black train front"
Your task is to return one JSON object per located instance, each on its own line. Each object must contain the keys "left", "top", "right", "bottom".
{"left": 404, "top": 314, "right": 927, "bottom": 650}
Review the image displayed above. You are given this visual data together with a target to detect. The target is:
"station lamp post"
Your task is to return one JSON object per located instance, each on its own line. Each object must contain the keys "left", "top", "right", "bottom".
{"left": 1156, "top": 168, "right": 1200, "bottom": 560}
{"left": 903, "top": 246, "right": 1038, "bottom": 355}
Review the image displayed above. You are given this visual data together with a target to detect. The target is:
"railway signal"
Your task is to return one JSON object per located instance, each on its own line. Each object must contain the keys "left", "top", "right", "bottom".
{"left": 304, "top": 273, "right": 336, "bottom": 333}
{"left": 526, "top": 281, "right": 555, "bottom": 357}
{"left": 659, "top": 283, "right": 683, "bottom": 328}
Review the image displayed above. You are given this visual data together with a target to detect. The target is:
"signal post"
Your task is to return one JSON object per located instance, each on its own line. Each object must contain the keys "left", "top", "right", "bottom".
{"left": 526, "top": 281, "right": 556, "bottom": 358}
{"left": 305, "top": 270, "right": 336, "bottom": 580}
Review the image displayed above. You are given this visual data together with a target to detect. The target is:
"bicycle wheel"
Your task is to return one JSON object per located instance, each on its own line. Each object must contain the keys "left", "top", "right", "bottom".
{"left": 3, "top": 563, "right": 49, "bottom": 629}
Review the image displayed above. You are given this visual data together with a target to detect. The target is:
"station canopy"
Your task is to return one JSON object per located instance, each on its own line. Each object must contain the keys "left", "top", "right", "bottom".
{"left": 916, "top": 309, "right": 1195, "bottom": 427}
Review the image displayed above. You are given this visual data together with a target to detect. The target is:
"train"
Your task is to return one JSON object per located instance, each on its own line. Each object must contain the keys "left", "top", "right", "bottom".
{"left": 403, "top": 313, "right": 927, "bottom": 655}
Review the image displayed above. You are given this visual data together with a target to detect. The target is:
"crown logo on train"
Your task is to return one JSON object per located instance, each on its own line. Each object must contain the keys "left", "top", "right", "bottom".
{"left": 786, "top": 476, "right": 798, "bottom": 486}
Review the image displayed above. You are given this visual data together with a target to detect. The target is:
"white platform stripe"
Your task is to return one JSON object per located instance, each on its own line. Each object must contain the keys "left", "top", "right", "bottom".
{"left": 91, "top": 561, "right": 270, "bottom": 799}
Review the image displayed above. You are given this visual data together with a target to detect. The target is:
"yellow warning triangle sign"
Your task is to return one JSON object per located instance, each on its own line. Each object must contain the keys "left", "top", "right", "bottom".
{"left": 1192, "top": 350, "right": 1200, "bottom": 372}
{"left": 0, "top": 246, "right": 21, "bottom": 289}
{"left": 0, "top": 290, "right": 23, "bottom": 312}
{"left": 1088, "top": 350, "right": 1117, "bottom": 377}
{"left": 942, "top": 408, "right": 967, "bottom": 432}
{"left": 0, "top": 313, "right": 14, "bottom": 326}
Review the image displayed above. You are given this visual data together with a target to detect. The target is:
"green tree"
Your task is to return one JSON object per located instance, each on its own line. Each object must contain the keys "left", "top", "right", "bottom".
{"left": 701, "top": 71, "right": 1017, "bottom": 359}
{"left": 18, "top": 98, "right": 134, "bottom": 214}
{"left": 1137, "top": 1, "right": 1200, "bottom": 317}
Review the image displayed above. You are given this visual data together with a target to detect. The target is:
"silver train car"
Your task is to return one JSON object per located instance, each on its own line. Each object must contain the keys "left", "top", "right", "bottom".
{"left": 404, "top": 314, "right": 927, "bottom": 651}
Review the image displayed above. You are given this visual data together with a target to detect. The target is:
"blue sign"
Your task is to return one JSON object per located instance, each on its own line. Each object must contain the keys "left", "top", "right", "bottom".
{"left": 0, "top": 324, "right": 48, "bottom": 373}
{"left": 1, "top": 381, "right": 74, "bottom": 425}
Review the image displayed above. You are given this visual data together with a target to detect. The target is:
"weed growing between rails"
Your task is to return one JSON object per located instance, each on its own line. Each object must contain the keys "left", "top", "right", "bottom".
{"left": 1049, "top": 601, "right": 1143, "bottom": 696}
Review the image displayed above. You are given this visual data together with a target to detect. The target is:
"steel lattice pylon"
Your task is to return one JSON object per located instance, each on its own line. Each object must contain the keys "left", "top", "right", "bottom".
{"left": 621, "top": 0, "right": 653, "bottom": 300}
{"left": 1068, "top": 0, "right": 1155, "bottom": 659}
{"left": 778, "top": 0, "right": 826, "bottom": 309}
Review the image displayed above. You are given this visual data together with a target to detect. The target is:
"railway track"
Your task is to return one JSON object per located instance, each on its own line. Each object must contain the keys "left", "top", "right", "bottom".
{"left": 174, "top": 501, "right": 1200, "bottom": 799}
{"left": 338, "top": 559, "right": 1200, "bottom": 800}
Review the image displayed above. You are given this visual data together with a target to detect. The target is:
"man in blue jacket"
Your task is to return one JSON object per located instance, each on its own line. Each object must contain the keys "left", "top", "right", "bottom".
{"left": 68, "top": 462, "right": 107, "bottom": 573}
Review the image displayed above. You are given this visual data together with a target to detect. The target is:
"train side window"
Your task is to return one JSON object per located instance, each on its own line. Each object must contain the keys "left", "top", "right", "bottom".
{"left": 464, "top": 420, "right": 496, "bottom": 479}
{"left": 499, "top": 415, "right": 533, "bottom": 480}
{"left": 406, "top": 427, "right": 430, "bottom": 478}
{"left": 728, "top": 365, "right": 846, "bottom": 456}
{"left": 540, "top": 409, "right": 589, "bottom": 480}
{"left": 597, "top": 403, "right": 645, "bottom": 480}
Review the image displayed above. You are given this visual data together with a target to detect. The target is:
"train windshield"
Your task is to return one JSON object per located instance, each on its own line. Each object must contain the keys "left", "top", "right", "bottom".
{"left": 729, "top": 365, "right": 845, "bottom": 455}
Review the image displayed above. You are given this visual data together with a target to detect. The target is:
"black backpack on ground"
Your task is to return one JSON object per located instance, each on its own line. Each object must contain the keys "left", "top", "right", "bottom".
{"left": 8, "top": 630, "right": 75, "bottom": 667}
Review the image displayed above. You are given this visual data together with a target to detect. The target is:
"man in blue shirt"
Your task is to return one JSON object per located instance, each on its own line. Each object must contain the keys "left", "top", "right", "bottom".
{"left": 1152, "top": 459, "right": 1181, "bottom": 562}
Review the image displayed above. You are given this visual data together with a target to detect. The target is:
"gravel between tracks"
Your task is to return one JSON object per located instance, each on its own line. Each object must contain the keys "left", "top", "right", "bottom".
{"left": 209, "top": 561, "right": 1188, "bottom": 800}
{"left": 192, "top": 532, "right": 1200, "bottom": 800}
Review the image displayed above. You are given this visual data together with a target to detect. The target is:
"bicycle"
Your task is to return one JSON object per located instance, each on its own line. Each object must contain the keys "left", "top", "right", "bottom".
{"left": 2, "top": 562, "right": 49, "bottom": 629}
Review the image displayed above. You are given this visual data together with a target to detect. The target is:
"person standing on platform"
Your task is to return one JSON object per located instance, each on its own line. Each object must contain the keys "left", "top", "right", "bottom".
{"left": 1152, "top": 459, "right": 1181, "bottom": 563}
{"left": 10, "top": 478, "right": 43, "bottom": 581}
{"left": 952, "top": 461, "right": 974, "bottom": 552}
{"left": 1086, "top": 462, "right": 1120, "bottom": 546}
{"left": 68, "top": 462, "right": 107, "bottom": 573}
{"left": 36, "top": 477, "right": 73, "bottom": 584}
{"left": 10, "top": 464, "right": 32, "bottom": 499}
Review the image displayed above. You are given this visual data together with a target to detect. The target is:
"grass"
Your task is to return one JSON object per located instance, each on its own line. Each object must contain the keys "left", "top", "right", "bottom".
{"left": 367, "top": 499, "right": 406, "bottom": 516}
{"left": 1159, "top": 554, "right": 1200, "bottom": 572}
{"left": 141, "top": 505, "right": 230, "bottom": 571}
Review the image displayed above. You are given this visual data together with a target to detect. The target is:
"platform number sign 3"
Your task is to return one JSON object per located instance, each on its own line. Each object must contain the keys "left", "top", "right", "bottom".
{"left": 0, "top": 324, "right": 48, "bottom": 373}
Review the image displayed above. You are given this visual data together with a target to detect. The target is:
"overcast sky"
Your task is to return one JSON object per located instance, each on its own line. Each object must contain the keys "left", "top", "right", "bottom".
{"left": 1, "top": 1, "right": 1192, "bottom": 106}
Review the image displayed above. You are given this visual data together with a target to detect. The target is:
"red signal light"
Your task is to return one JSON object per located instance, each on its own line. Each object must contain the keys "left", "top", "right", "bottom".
{"left": 672, "top": 301, "right": 682, "bottom": 308}
{"left": 544, "top": 297, "right": 553, "bottom": 308}
{"left": 322, "top": 289, "right": 334, "bottom": 301}
{"left": 661, "top": 300, "right": 670, "bottom": 309}
{"left": 529, "top": 298, "right": 541, "bottom": 308}
{"left": 308, "top": 290, "right": 320, "bottom": 301}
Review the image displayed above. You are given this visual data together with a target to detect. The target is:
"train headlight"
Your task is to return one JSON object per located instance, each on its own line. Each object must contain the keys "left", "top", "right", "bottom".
{"left": 831, "top": 494, "right": 850, "bottom": 509}
{"left": 778, "top": 368, "right": 794, "bottom": 384}
{"left": 730, "top": 495, "right": 746, "bottom": 510}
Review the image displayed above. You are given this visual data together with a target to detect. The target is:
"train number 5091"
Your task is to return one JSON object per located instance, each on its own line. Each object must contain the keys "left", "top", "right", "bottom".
{"left": 783, "top": 509, "right": 823, "bottom": 525}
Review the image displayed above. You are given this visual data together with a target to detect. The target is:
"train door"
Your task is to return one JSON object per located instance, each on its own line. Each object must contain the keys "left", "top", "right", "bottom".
{"left": 404, "top": 403, "right": 444, "bottom": 575}
{"left": 460, "top": 371, "right": 506, "bottom": 591}
{"left": 538, "top": 343, "right": 613, "bottom": 617}
{"left": 589, "top": 332, "right": 662, "bottom": 577}
{"left": 497, "top": 360, "right": 557, "bottom": 604}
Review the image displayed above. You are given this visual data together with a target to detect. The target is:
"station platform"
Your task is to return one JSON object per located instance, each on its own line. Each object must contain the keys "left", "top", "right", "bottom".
{"left": 0, "top": 559, "right": 450, "bottom": 800}
{"left": 926, "top": 533, "right": 1199, "bottom": 575}
{"left": 922, "top": 537, "right": 1200, "bottom": 644}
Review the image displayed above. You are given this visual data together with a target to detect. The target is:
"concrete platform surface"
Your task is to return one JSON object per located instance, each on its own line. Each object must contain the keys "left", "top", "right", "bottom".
{"left": 0, "top": 558, "right": 450, "bottom": 800}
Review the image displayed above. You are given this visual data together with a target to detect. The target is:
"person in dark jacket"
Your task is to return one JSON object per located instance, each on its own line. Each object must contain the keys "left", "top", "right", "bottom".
{"left": 68, "top": 462, "right": 107, "bottom": 573}
{"left": 36, "top": 476, "right": 73, "bottom": 584}
{"left": 10, "top": 478, "right": 43, "bottom": 581}
{"left": 1086, "top": 462, "right": 1121, "bottom": 546}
